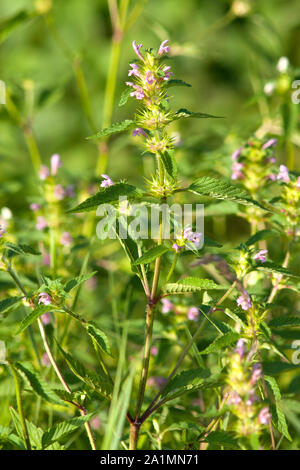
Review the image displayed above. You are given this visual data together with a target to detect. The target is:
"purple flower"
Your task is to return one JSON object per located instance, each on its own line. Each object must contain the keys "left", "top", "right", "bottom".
{"left": 183, "top": 227, "right": 202, "bottom": 248}
{"left": 41, "top": 353, "right": 51, "bottom": 367}
{"left": 150, "top": 346, "right": 158, "bottom": 356}
{"left": 30, "top": 203, "right": 41, "bottom": 212}
{"left": 246, "top": 390, "right": 259, "bottom": 406}
{"left": 277, "top": 165, "right": 290, "bottom": 183}
{"left": 267, "top": 173, "right": 276, "bottom": 181}
{"left": 237, "top": 292, "right": 252, "bottom": 311}
{"left": 296, "top": 177, "right": 300, "bottom": 188}
{"left": 132, "top": 40, "right": 144, "bottom": 61}
{"left": 90, "top": 416, "right": 102, "bottom": 430}
{"left": 250, "top": 363, "right": 263, "bottom": 385}
{"left": 36, "top": 216, "right": 48, "bottom": 231}
{"left": 258, "top": 407, "right": 272, "bottom": 425}
{"left": 145, "top": 70, "right": 156, "bottom": 85}
{"left": 162, "top": 65, "right": 173, "bottom": 81}
{"left": 125, "top": 81, "right": 145, "bottom": 100}
{"left": 235, "top": 338, "right": 246, "bottom": 358}
{"left": 253, "top": 249, "right": 268, "bottom": 263}
{"left": 228, "top": 391, "right": 242, "bottom": 405}
{"left": 132, "top": 127, "right": 147, "bottom": 137}
{"left": 147, "top": 376, "right": 167, "bottom": 389}
{"left": 39, "top": 165, "right": 50, "bottom": 180}
{"left": 65, "top": 185, "right": 75, "bottom": 198}
{"left": 161, "top": 298, "right": 174, "bottom": 314}
{"left": 187, "top": 306, "right": 200, "bottom": 321}
{"left": 54, "top": 184, "right": 66, "bottom": 200}
{"left": 158, "top": 40, "right": 170, "bottom": 56}
{"left": 128, "top": 63, "right": 140, "bottom": 77}
{"left": 131, "top": 86, "right": 144, "bottom": 100}
{"left": 100, "top": 174, "right": 114, "bottom": 188}
{"left": 172, "top": 243, "right": 183, "bottom": 253}
{"left": 262, "top": 138, "right": 278, "bottom": 150}
{"left": 231, "top": 161, "right": 244, "bottom": 180}
{"left": 42, "top": 252, "right": 51, "bottom": 266}
{"left": 60, "top": 232, "right": 73, "bottom": 246}
{"left": 41, "top": 313, "right": 51, "bottom": 325}
{"left": 231, "top": 147, "right": 243, "bottom": 161}
{"left": 38, "top": 292, "right": 52, "bottom": 306}
{"left": 50, "top": 154, "right": 62, "bottom": 175}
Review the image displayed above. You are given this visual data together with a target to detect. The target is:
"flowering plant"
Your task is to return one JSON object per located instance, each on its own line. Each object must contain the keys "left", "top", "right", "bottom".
{"left": 1, "top": 0, "right": 300, "bottom": 453}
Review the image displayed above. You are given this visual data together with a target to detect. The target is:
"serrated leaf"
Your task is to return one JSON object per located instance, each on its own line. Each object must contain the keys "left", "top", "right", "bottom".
{"left": 175, "top": 108, "right": 223, "bottom": 119}
{"left": 64, "top": 271, "right": 97, "bottom": 293}
{"left": 161, "top": 369, "right": 222, "bottom": 402}
{"left": 68, "top": 183, "right": 143, "bottom": 213}
{"left": 118, "top": 88, "right": 131, "bottom": 106}
{"left": 86, "top": 119, "right": 134, "bottom": 140}
{"left": 5, "top": 242, "right": 41, "bottom": 257}
{"left": 167, "top": 79, "right": 192, "bottom": 88}
{"left": 133, "top": 245, "right": 171, "bottom": 265}
{"left": 15, "top": 362, "right": 64, "bottom": 405}
{"left": 189, "top": 176, "right": 267, "bottom": 209}
{"left": 254, "top": 261, "right": 299, "bottom": 278}
{"left": 42, "top": 414, "right": 94, "bottom": 448}
{"left": 200, "top": 332, "right": 240, "bottom": 355}
{"left": 15, "top": 304, "right": 58, "bottom": 335}
{"left": 57, "top": 344, "right": 112, "bottom": 398}
{"left": 265, "top": 375, "right": 292, "bottom": 441}
{"left": 159, "top": 150, "right": 177, "bottom": 180}
{"left": 244, "top": 229, "right": 278, "bottom": 247}
{"left": 204, "top": 430, "right": 240, "bottom": 449}
{"left": 0, "top": 296, "right": 23, "bottom": 315}
{"left": 269, "top": 316, "right": 300, "bottom": 328}
{"left": 163, "top": 277, "right": 222, "bottom": 294}
{"left": 85, "top": 322, "right": 112, "bottom": 357}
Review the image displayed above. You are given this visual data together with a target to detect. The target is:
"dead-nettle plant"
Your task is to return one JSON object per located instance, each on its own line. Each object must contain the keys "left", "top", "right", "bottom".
{"left": 1, "top": 40, "right": 300, "bottom": 452}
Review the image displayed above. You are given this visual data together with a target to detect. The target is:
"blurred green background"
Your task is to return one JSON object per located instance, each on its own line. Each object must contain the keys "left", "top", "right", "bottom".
{"left": 1, "top": 0, "right": 300, "bottom": 195}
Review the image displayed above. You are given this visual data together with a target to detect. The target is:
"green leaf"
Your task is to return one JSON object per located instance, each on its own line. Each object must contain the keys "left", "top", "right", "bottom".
{"left": 15, "top": 304, "right": 57, "bottom": 335}
{"left": 161, "top": 369, "right": 222, "bottom": 402}
{"left": 204, "top": 430, "right": 240, "bottom": 449}
{"left": 14, "top": 362, "right": 64, "bottom": 405}
{"left": 118, "top": 88, "right": 131, "bottom": 106}
{"left": 254, "top": 261, "right": 299, "bottom": 278}
{"left": 133, "top": 245, "right": 171, "bottom": 265}
{"left": 265, "top": 375, "right": 292, "bottom": 441}
{"left": 244, "top": 229, "right": 278, "bottom": 247}
{"left": 5, "top": 242, "right": 41, "bottom": 257}
{"left": 42, "top": 414, "right": 94, "bottom": 449}
{"left": 57, "top": 344, "right": 112, "bottom": 398}
{"left": 269, "top": 316, "right": 300, "bottom": 328}
{"left": 189, "top": 176, "right": 266, "bottom": 209}
{"left": 68, "top": 183, "right": 143, "bottom": 213}
{"left": 85, "top": 321, "right": 112, "bottom": 357}
{"left": 159, "top": 150, "right": 177, "bottom": 180}
{"left": 0, "top": 296, "right": 23, "bottom": 315}
{"left": 0, "top": 10, "right": 33, "bottom": 45}
{"left": 86, "top": 119, "right": 134, "bottom": 140}
{"left": 9, "top": 408, "right": 63, "bottom": 450}
{"left": 163, "top": 277, "right": 222, "bottom": 294}
{"left": 167, "top": 79, "right": 192, "bottom": 88}
{"left": 175, "top": 108, "right": 223, "bottom": 119}
{"left": 64, "top": 271, "right": 97, "bottom": 293}
{"left": 203, "top": 236, "right": 223, "bottom": 248}
{"left": 199, "top": 332, "right": 240, "bottom": 355}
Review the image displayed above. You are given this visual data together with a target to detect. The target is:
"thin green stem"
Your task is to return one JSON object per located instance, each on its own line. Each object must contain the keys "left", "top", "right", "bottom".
{"left": 10, "top": 363, "right": 31, "bottom": 450}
